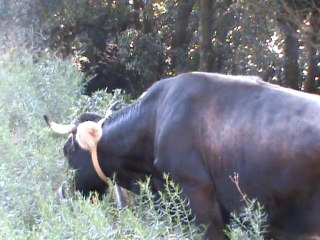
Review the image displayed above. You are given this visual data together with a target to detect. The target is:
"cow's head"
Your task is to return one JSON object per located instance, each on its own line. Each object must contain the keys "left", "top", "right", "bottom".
{"left": 44, "top": 112, "right": 109, "bottom": 198}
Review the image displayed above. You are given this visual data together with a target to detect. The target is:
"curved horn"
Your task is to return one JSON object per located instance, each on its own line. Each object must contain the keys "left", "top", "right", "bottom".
{"left": 105, "top": 100, "right": 121, "bottom": 118}
{"left": 44, "top": 115, "right": 75, "bottom": 135}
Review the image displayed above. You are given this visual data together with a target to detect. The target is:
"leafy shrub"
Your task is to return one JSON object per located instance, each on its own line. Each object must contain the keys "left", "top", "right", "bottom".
{"left": 224, "top": 174, "right": 269, "bottom": 240}
{"left": 0, "top": 46, "right": 83, "bottom": 239}
{"left": 131, "top": 175, "right": 205, "bottom": 239}
{"left": 0, "top": 47, "right": 204, "bottom": 239}
{"left": 224, "top": 199, "right": 268, "bottom": 240}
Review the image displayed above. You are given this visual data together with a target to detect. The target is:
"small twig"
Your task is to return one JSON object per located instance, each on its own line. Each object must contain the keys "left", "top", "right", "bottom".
{"left": 229, "top": 172, "right": 249, "bottom": 205}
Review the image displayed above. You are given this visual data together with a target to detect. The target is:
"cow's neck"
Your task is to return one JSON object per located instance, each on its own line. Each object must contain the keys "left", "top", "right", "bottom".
{"left": 96, "top": 82, "right": 165, "bottom": 193}
{"left": 98, "top": 100, "right": 156, "bottom": 175}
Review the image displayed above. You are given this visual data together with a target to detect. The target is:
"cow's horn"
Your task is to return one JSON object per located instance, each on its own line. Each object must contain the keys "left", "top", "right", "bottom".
{"left": 105, "top": 100, "right": 121, "bottom": 118}
{"left": 44, "top": 115, "right": 75, "bottom": 135}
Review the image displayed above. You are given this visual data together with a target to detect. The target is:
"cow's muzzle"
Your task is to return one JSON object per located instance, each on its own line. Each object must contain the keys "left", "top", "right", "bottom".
{"left": 57, "top": 178, "right": 73, "bottom": 199}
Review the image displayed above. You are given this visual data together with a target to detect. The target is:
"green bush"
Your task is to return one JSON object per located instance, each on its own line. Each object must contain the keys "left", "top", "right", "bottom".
{"left": 224, "top": 174, "right": 269, "bottom": 240}
{"left": 224, "top": 199, "right": 269, "bottom": 240}
{"left": 0, "top": 47, "right": 83, "bottom": 239}
{"left": 0, "top": 48, "right": 205, "bottom": 239}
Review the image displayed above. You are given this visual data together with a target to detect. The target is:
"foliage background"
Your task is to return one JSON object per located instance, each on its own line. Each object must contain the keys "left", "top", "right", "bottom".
{"left": 1, "top": 0, "right": 319, "bottom": 96}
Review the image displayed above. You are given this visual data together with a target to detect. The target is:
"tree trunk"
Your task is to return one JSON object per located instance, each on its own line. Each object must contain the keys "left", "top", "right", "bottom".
{"left": 304, "top": 8, "right": 319, "bottom": 93}
{"left": 142, "top": 2, "right": 154, "bottom": 34}
{"left": 212, "top": 0, "right": 234, "bottom": 73}
{"left": 171, "top": 0, "right": 195, "bottom": 74}
{"left": 132, "top": 0, "right": 143, "bottom": 30}
{"left": 282, "top": 22, "right": 300, "bottom": 90}
{"left": 199, "top": 0, "right": 214, "bottom": 72}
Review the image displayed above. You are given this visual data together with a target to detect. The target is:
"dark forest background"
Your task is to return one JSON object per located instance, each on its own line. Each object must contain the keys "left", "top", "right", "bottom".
{"left": 1, "top": 0, "right": 320, "bottom": 97}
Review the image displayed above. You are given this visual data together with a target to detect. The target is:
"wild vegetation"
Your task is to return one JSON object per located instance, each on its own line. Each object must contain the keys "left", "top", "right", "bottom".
{"left": 0, "top": 48, "right": 206, "bottom": 239}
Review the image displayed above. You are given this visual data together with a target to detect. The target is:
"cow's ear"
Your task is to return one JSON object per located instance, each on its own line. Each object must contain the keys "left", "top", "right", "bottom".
{"left": 75, "top": 121, "right": 102, "bottom": 151}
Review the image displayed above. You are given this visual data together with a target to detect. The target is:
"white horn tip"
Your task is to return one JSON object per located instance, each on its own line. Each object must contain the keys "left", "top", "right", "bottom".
{"left": 44, "top": 115, "right": 74, "bottom": 135}
{"left": 43, "top": 115, "right": 51, "bottom": 126}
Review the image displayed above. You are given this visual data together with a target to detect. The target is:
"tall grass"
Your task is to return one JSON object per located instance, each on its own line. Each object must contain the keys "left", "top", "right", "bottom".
{"left": 0, "top": 47, "right": 83, "bottom": 239}
{"left": 0, "top": 48, "right": 205, "bottom": 239}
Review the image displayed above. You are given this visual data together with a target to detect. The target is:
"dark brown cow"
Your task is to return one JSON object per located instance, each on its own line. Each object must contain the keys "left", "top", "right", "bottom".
{"left": 45, "top": 72, "right": 320, "bottom": 239}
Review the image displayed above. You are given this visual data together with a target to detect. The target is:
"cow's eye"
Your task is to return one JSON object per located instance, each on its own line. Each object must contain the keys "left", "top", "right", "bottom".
{"left": 71, "top": 127, "right": 77, "bottom": 135}
{"left": 70, "top": 135, "right": 76, "bottom": 152}
{"left": 64, "top": 136, "right": 76, "bottom": 157}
